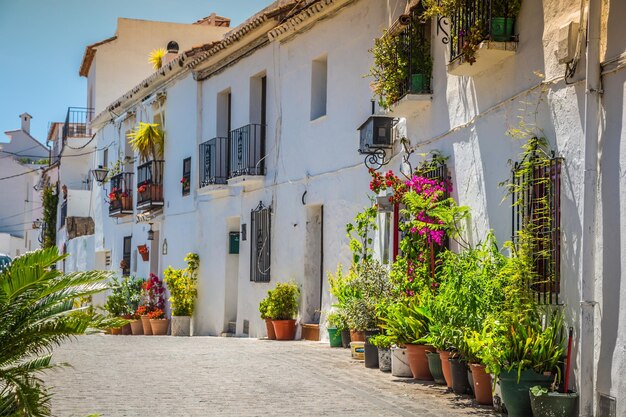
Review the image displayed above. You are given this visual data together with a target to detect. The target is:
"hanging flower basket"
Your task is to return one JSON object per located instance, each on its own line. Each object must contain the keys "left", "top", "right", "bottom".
{"left": 138, "top": 244, "right": 149, "bottom": 262}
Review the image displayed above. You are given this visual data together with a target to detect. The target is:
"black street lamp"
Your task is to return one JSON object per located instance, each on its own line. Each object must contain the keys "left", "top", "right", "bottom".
{"left": 91, "top": 165, "right": 109, "bottom": 185}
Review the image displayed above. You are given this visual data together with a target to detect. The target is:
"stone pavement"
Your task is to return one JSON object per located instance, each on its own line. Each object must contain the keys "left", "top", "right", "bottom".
{"left": 45, "top": 335, "right": 501, "bottom": 417}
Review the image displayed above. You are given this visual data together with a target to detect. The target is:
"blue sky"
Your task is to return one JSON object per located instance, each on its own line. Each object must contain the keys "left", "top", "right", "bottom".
{"left": 0, "top": 0, "right": 274, "bottom": 143}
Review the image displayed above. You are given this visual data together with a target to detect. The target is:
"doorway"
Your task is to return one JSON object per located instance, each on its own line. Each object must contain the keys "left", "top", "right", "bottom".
{"left": 303, "top": 205, "right": 323, "bottom": 323}
{"left": 224, "top": 217, "right": 240, "bottom": 334}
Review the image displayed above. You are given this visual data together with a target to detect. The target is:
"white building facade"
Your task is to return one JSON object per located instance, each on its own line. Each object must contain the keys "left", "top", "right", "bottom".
{"left": 68, "top": 0, "right": 625, "bottom": 415}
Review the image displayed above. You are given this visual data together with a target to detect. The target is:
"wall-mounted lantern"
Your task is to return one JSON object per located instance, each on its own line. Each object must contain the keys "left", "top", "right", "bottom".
{"left": 91, "top": 165, "right": 109, "bottom": 185}
{"left": 147, "top": 223, "right": 154, "bottom": 241}
{"left": 357, "top": 113, "right": 396, "bottom": 170}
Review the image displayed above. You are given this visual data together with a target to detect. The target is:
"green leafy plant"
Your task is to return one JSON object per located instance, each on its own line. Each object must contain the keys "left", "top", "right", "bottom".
{"left": 0, "top": 248, "right": 124, "bottom": 416}
{"left": 266, "top": 281, "right": 300, "bottom": 320}
{"left": 104, "top": 277, "right": 128, "bottom": 317}
{"left": 163, "top": 253, "right": 199, "bottom": 317}
{"left": 381, "top": 295, "right": 432, "bottom": 346}
{"left": 127, "top": 122, "right": 165, "bottom": 162}
{"left": 492, "top": 0, "right": 522, "bottom": 18}
{"left": 259, "top": 290, "right": 273, "bottom": 319}
{"left": 346, "top": 203, "right": 378, "bottom": 265}
{"left": 325, "top": 310, "right": 348, "bottom": 330}
{"left": 368, "top": 30, "right": 408, "bottom": 109}
{"left": 369, "top": 334, "right": 394, "bottom": 349}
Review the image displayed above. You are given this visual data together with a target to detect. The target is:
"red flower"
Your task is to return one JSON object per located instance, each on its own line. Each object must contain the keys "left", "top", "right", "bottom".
{"left": 148, "top": 308, "right": 165, "bottom": 320}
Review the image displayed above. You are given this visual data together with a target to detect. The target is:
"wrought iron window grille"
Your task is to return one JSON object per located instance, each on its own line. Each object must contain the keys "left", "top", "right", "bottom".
{"left": 250, "top": 201, "right": 271, "bottom": 283}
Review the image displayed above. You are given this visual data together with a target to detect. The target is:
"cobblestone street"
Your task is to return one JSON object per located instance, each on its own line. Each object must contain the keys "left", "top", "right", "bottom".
{"left": 45, "top": 335, "right": 500, "bottom": 417}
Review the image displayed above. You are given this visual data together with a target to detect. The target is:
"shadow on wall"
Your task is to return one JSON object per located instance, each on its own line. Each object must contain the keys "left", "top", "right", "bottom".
{"left": 595, "top": 77, "right": 624, "bottom": 401}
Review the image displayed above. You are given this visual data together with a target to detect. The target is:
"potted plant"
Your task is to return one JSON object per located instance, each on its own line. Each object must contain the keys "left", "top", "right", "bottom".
{"left": 120, "top": 276, "right": 144, "bottom": 335}
{"left": 383, "top": 296, "right": 434, "bottom": 380}
{"left": 137, "top": 245, "right": 149, "bottom": 262}
{"left": 409, "top": 38, "right": 432, "bottom": 94}
{"left": 325, "top": 311, "right": 344, "bottom": 347}
{"left": 491, "top": 0, "right": 522, "bottom": 42}
{"left": 267, "top": 281, "right": 300, "bottom": 340}
{"left": 138, "top": 273, "right": 166, "bottom": 335}
{"left": 127, "top": 122, "right": 164, "bottom": 163}
{"left": 163, "top": 253, "right": 199, "bottom": 336}
{"left": 103, "top": 278, "right": 127, "bottom": 335}
{"left": 148, "top": 308, "right": 169, "bottom": 335}
{"left": 529, "top": 384, "right": 579, "bottom": 417}
{"left": 259, "top": 289, "right": 276, "bottom": 340}
{"left": 328, "top": 265, "right": 358, "bottom": 348}
{"left": 369, "top": 334, "right": 394, "bottom": 372}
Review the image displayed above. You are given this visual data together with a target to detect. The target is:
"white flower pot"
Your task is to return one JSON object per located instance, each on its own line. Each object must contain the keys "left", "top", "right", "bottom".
{"left": 391, "top": 346, "right": 412, "bottom": 377}
{"left": 171, "top": 316, "right": 191, "bottom": 336}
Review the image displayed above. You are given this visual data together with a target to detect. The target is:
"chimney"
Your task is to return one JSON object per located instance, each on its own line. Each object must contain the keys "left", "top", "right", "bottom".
{"left": 19, "top": 113, "right": 32, "bottom": 133}
{"left": 164, "top": 41, "right": 179, "bottom": 65}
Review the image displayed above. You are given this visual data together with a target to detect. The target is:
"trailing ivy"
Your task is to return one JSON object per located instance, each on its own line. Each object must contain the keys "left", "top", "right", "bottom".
{"left": 41, "top": 185, "right": 58, "bottom": 249}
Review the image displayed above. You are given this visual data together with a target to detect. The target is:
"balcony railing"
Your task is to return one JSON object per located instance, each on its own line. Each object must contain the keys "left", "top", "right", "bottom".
{"left": 136, "top": 160, "right": 164, "bottom": 210}
{"left": 59, "top": 199, "right": 67, "bottom": 230}
{"left": 229, "top": 124, "right": 266, "bottom": 178}
{"left": 63, "top": 107, "right": 94, "bottom": 142}
{"left": 109, "top": 172, "right": 134, "bottom": 217}
{"left": 447, "top": 0, "right": 517, "bottom": 62}
{"left": 199, "top": 137, "right": 229, "bottom": 186}
{"left": 397, "top": 9, "right": 432, "bottom": 98}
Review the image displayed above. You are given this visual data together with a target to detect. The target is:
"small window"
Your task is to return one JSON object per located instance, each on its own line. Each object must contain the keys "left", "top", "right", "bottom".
{"left": 310, "top": 55, "right": 328, "bottom": 120}
{"left": 250, "top": 202, "right": 271, "bottom": 282}
{"left": 182, "top": 157, "right": 191, "bottom": 196}
{"left": 122, "top": 236, "right": 132, "bottom": 276}
{"left": 103, "top": 149, "right": 109, "bottom": 169}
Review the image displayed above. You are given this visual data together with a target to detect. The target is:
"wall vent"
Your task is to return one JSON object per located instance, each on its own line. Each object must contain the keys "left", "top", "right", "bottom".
{"left": 598, "top": 393, "right": 616, "bottom": 417}
{"left": 105, "top": 251, "right": 111, "bottom": 267}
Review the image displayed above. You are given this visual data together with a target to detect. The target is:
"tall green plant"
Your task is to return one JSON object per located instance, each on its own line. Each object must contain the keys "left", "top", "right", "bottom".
{"left": 41, "top": 186, "right": 58, "bottom": 249}
{"left": 163, "top": 253, "right": 199, "bottom": 317}
{"left": 0, "top": 248, "right": 123, "bottom": 416}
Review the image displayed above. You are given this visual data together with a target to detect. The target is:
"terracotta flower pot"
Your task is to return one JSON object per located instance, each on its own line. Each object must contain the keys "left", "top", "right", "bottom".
{"left": 121, "top": 323, "right": 132, "bottom": 335}
{"left": 110, "top": 327, "right": 122, "bottom": 335}
{"left": 349, "top": 330, "right": 365, "bottom": 342}
{"left": 406, "top": 344, "right": 435, "bottom": 380}
{"left": 129, "top": 319, "right": 144, "bottom": 335}
{"left": 150, "top": 319, "right": 170, "bottom": 335}
{"left": 272, "top": 319, "right": 296, "bottom": 340}
{"left": 141, "top": 315, "right": 153, "bottom": 335}
{"left": 265, "top": 318, "right": 276, "bottom": 340}
{"left": 470, "top": 363, "right": 493, "bottom": 405}
{"left": 438, "top": 350, "right": 453, "bottom": 388}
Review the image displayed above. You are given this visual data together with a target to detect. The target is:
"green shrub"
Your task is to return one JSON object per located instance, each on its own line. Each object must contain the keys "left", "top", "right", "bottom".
{"left": 163, "top": 253, "right": 199, "bottom": 317}
{"left": 266, "top": 282, "right": 300, "bottom": 320}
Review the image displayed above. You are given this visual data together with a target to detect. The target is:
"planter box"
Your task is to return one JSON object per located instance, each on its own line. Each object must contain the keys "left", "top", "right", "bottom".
{"left": 301, "top": 323, "right": 319, "bottom": 341}
{"left": 171, "top": 316, "right": 191, "bottom": 336}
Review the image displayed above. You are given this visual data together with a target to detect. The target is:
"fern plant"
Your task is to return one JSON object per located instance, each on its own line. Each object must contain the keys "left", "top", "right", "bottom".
{"left": 0, "top": 248, "right": 124, "bottom": 416}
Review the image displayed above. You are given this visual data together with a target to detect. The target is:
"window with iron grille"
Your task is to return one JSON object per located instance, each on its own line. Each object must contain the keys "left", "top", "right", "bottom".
{"left": 250, "top": 202, "right": 271, "bottom": 282}
{"left": 122, "top": 236, "right": 131, "bottom": 276}
{"left": 182, "top": 157, "right": 191, "bottom": 196}
{"left": 511, "top": 142, "right": 562, "bottom": 305}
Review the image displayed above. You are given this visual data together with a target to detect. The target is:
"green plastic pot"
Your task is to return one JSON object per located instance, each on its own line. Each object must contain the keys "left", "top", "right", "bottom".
{"left": 410, "top": 74, "right": 427, "bottom": 94}
{"left": 500, "top": 369, "right": 552, "bottom": 417}
{"left": 530, "top": 391, "right": 579, "bottom": 417}
{"left": 491, "top": 17, "right": 515, "bottom": 42}
{"left": 426, "top": 351, "right": 446, "bottom": 385}
{"left": 328, "top": 328, "right": 342, "bottom": 347}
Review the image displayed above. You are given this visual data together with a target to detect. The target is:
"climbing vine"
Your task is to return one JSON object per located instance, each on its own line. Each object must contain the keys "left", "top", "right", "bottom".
{"left": 41, "top": 185, "right": 58, "bottom": 249}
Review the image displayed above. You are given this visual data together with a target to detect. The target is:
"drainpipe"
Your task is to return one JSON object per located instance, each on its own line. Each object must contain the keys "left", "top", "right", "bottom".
{"left": 580, "top": 0, "right": 601, "bottom": 415}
